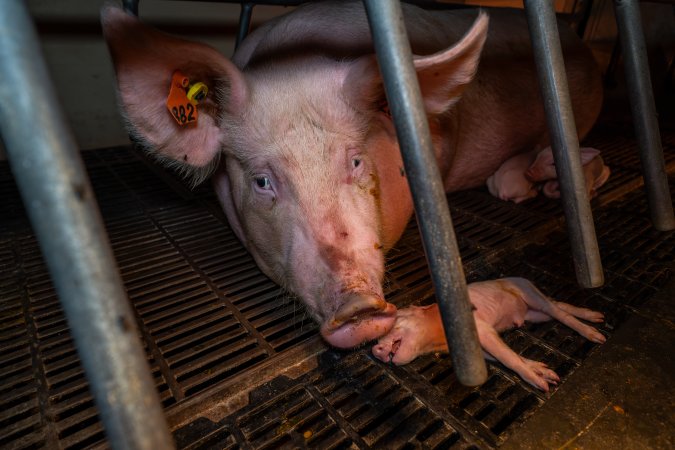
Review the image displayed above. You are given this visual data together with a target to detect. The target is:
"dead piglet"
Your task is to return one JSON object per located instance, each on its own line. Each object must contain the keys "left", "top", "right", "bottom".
{"left": 526, "top": 147, "right": 611, "bottom": 199}
{"left": 372, "top": 277, "right": 605, "bottom": 392}
{"left": 486, "top": 150, "right": 539, "bottom": 203}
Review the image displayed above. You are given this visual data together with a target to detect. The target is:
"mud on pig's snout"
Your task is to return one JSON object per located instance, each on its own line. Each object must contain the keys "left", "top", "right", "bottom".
{"left": 320, "top": 293, "right": 397, "bottom": 349}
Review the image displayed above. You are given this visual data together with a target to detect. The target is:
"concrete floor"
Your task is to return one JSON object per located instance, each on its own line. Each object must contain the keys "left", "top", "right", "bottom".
{"left": 503, "top": 277, "right": 675, "bottom": 449}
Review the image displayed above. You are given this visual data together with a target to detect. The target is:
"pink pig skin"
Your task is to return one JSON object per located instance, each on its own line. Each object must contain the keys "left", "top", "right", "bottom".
{"left": 526, "top": 147, "right": 611, "bottom": 199}
{"left": 486, "top": 150, "right": 539, "bottom": 203}
{"left": 372, "top": 278, "right": 606, "bottom": 392}
{"left": 101, "top": 1, "right": 603, "bottom": 349}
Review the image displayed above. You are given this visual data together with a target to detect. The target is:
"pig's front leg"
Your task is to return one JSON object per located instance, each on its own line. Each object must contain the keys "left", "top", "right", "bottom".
{"left": 475, "top": 319, "right": 560, "bottom": 392}
{"left": 486, "top": 151, "right": 539, "bottom": 203}
{"left": 371, "top": 304, "right": 447, "bottom": 365}
{"left": 527, "top": 147, "right": 610, "bottom": 200}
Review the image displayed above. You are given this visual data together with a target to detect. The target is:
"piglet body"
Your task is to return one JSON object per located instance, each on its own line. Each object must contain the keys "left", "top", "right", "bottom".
{"left": 372, "top": 278, "right": 605, "bottom": 391}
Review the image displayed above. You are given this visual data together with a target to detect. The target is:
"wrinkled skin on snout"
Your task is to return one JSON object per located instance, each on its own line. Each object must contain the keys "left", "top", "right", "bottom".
{"left": 101, "top": 1, "right": 602, "bottom": 349}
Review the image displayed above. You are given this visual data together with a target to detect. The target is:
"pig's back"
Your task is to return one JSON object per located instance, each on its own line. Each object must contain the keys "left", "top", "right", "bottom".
{"left": 444, "top": 10, "right": 602, "bottom": 191}
{"left": 233, "top": 1, "right": 601, "bottom": 191}
{"left": 234, "top": 2, "right": 583, "bottom": 62}
{"left": 233, "top": 1, "right": 485, "bottom": 68}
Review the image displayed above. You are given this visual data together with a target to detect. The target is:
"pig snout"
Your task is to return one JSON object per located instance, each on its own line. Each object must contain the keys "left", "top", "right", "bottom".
{"left": 320, "top": 293, "right": 397, "bottom": 349}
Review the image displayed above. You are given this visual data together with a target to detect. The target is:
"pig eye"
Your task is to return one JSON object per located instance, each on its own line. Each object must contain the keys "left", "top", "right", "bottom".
{"left": 254, "top": 175, "right": 272, "bottom": 190}
{"left": 351, "top": 157, "right": 362, "bottom": 169}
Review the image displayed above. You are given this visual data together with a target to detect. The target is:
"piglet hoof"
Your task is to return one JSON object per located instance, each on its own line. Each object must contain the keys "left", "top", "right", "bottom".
{"left": 521, "top": 358, "right": 560, "bottom": 392}
{"left": 573, "top": 318, "right": 606, "bottom": 344}
{"left": 582, "top": 309, "right": 605, "bottom": 323}
{"left": 585, "top": 328, "right": 607, "bottom": 344}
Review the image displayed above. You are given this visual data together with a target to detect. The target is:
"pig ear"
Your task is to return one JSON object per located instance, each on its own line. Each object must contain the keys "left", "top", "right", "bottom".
{"left": 101, "top": 6, "right": 247, "bottom": 183}
{"left": 531, "top": 147, "right": 554, "bottom": 168}
{"left": 343, "top": 56, "right": 386, "bottom": 114}
{"left": 413, "top": 12, "right": 489, "bottom": 115}
{"left": 579, "top": 147, "right": 601, "bottom": 165}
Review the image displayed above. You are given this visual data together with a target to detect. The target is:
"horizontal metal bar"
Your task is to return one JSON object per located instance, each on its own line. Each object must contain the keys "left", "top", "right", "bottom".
{"left": 614, "top": 0, "right": 675, "bottom": 231}
{"left": 523, "top": 0, "right": 605, "bottom": 288}
{"left": 163, "top": 0, "right": 307, "bottom": 5}
{"left": 0, "top": 1, "right": 174, "bottom": 449}
{"left": 363, "top": 0, "right": 487, "bottom": 387}
{"left": 162, "top": 0, "right": 472, "bottom": 9}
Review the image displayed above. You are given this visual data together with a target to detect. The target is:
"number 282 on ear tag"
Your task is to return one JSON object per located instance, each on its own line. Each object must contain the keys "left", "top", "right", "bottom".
{"left": 166, "top": 71, "right": 198, "bottom": 126}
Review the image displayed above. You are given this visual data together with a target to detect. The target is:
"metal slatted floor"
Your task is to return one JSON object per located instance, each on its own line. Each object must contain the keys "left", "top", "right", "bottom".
{"left": 0, "top": 123, "right": 673, "bottom": 449}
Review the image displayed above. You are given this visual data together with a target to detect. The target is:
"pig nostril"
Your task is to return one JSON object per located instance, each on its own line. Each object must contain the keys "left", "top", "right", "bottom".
{"left": 321, "top": 297, "right": 397, "bottom": 349}
{"left": 328, "top": 294, "right": 396, "bottom": 331}
{"left": 333, "top": 306, "right": 378, "bottom": 326}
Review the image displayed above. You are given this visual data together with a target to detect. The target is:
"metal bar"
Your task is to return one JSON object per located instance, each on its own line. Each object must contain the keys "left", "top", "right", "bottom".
{"left": 165, "top": 0, "right": 462, "bottom": 6}
{"left": 362, "top": 0, "right": 487, "bottom": 387}
{"left": 574, "top": 0, "right": 595, "bottom": 38}
{"left": 614, "top": 0, "right": 675, "bottom": 231}
{"left": 0, "top": 2, "right": 174, "bottom": 449}
{"left": 523, "top": 0, "right": 604, "bottom": 288}
{"left": 235, "top": 2, "right": 254, "bottom": 50}
{"left": 123, "top": 0, "right": 139, "bottom": 16}
{"left": 604, "top": 39, "right": 622, "bottom": 88}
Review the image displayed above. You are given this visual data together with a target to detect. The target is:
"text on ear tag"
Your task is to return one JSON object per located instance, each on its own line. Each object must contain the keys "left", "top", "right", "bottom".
{"left": 166, "top": 70, "right": 199, "bottom": 126}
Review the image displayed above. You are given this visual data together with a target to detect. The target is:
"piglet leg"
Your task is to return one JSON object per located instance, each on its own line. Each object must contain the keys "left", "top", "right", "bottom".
{"left": 474, "top": 319, "right": 559, "bottom": 392}
{"left": 509, "top": 278, "right": 606, "bottom": 343}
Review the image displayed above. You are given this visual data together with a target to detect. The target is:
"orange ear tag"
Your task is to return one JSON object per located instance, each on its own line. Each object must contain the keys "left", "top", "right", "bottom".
{"left": 166, "top": 71, "right": 198, "bottom": 126}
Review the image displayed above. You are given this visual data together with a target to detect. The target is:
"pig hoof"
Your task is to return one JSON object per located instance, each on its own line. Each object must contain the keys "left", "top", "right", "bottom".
{"left": 586, "top": 311, "right": 605, "bottom": 323}
{"left": 574, "top": 306, "right": 605, "bottom": 323}
{"left": 589, "top": 330, "right": 606, "bottom": 344}
{"left": 522, "top": 358, "right": 560, "bottom": 392}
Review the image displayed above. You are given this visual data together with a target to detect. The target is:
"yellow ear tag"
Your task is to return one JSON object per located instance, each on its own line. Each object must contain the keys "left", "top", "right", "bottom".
{"left": 166, "top": 71, "right": 198, "bottom": 126}
{"left": 187, "top": 82, "right": 208, "bottom": 105}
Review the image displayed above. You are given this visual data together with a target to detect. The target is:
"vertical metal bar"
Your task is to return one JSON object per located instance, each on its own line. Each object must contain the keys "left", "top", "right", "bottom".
{"left": 235, "top": 2, "right": 254, "bottom": 50}
{"left": 0, "top": 2, "right": 174, "bottom": 449}
{"left": 523, "top": 0, "right": 604, "bottom": 288}
{"left": 575, "top": 0, "right": 594, "bottom": 38}
{"left": 604, "top": 39, "right": 622, "bottom": 88}
{"left": 614, "top": 0, "right": 675, "bottom": 231}
{"left": 362, "top": 0, "right": 487, "bottom": 387}
{"left": 123, "top": 0, "right": 139, "bottom": 16}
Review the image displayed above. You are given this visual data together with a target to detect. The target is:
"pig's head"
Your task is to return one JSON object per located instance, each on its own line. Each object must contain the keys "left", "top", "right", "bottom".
{"left": 101, "top": 6, "right": 488, "bottom": 348}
